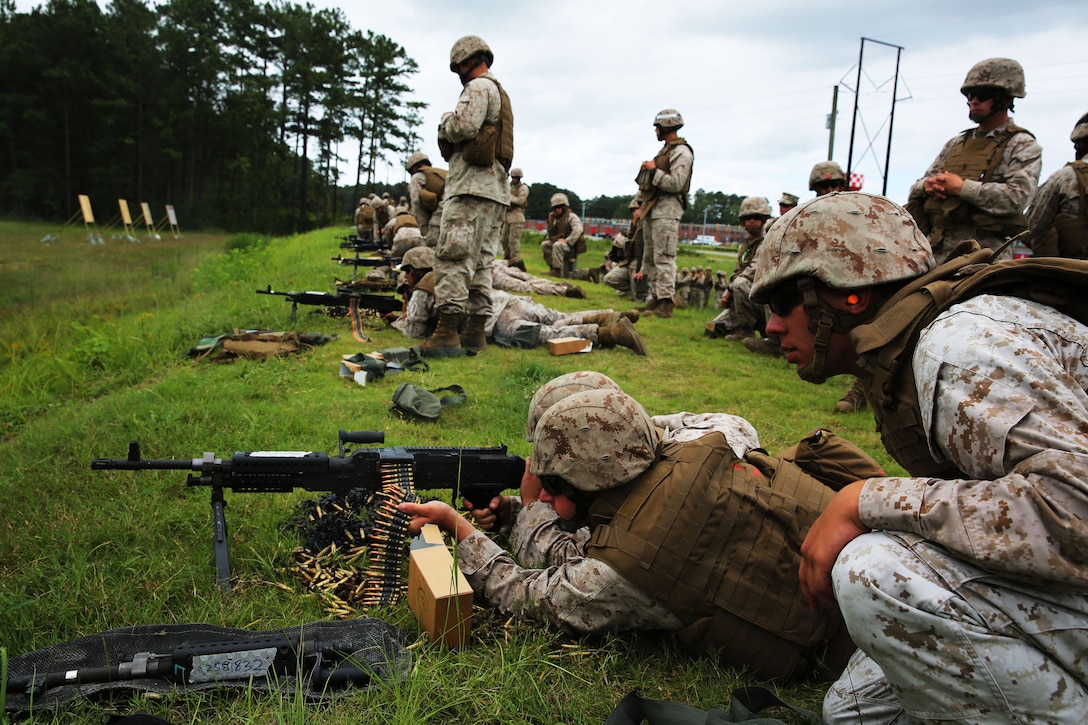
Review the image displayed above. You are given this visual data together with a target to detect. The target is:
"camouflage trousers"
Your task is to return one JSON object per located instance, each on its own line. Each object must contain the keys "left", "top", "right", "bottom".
{"left": 501, "top": 212, "right": 524, "bottom": 263}
{"left": 641, "top": 216, "right": 678, "bottom": 301}
{"left": 541, "top": 239, "right": 578, "bottom": 273}
{"left": 825, "top": 532, "right": 1088, "bottom": 724}
{"left": 494, "top": 296, "right": 612, "bottom": 346}
{"left": 434, "top": 195, "right": 505, "bottom": 317}
{"left": 604, "top": 264, "right": 649, "bottom": 301}
{"left": 424, "top": 207, "right": 442, "bottom": 248}
{"left": 709, "top": 275, "right": 764, "bottom": 333}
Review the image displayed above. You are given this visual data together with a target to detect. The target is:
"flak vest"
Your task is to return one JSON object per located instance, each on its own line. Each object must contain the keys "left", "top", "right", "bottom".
{"left": 851, "top": 242, "right": 1088, "bottom": 477}
{"left": 922, "top": 123, "right": 1034, "bottom": 242}
{"left": 1051, "top": 160, "right": 1088, "bottom": 259}
{"left": 391, "top": 213, "right": 420, "bottom": 237}
{"left": 732, "top": 232, "right": 763, "bottom": 281}
{"left": 640, "top": 138, "right": 693, "bottom": 214}
{"left": 440, "top": 77, "right": 514, "bottom": 172}
{"left": 418, "top": 167, "right": 447, "bottom": 212}
{"left": 547, "top": 211, "right": 585, "bottom": 254}
{"left": 586, "top": 432, "right": 852, "bottom": 680}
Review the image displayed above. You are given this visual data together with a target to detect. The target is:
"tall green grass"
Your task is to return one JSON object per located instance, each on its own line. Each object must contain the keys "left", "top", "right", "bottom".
{"left": 0, "top": 220, "right": 898, "bottom": 723}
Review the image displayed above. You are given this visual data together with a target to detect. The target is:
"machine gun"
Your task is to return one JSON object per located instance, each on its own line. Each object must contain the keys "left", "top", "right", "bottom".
{"left": 331, "top": 254, "right": 402, "bottom": 268}
{"left": 337, "top": 234, "right": 387, "bottom": 253}
{"left": 5, "top": 631, "right": 374, "bottom": 697}
{"left": 257, "top": 285, "right": 402, "bottom": 323}
{"left": 91, "top": 430, "right": 525, "bottom": 591}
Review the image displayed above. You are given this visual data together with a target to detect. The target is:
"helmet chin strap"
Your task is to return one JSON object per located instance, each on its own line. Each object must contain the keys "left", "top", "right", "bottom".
{"left": 796, "top": 277, "right": 868, "bottom": 384}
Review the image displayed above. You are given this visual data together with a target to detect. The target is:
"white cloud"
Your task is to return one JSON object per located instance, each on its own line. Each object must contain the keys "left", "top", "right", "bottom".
{"left": 336, "top": 0, "right": 1087, "bottom": 209}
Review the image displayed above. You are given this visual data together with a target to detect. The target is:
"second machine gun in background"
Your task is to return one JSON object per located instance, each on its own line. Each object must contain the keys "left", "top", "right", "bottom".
{"left": 257, "top": 286, "right": 403, "bottom": 324}
{"left": 92, "top": 430, "right": 525, "bottom": 592}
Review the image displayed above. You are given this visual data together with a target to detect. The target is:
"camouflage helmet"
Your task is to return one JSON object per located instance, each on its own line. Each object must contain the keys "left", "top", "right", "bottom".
{"left": 550, "top": 192, "right": 570, "bottom": 208}
{"left": 449, "top": 35, "right": 493, "bottom": 71}
{"left": 369, "top": 197, "right": 385, "bottom": 209}
{"left": 509, "top": 167, "right": 523, "bottom": 178}
{"left": 405, "top": 152, "right": 430, "bottom": 171}
{"left": 530, "top": 389, "right": 659, "bottom": 492}
{"left": 739, "top": 196, "right": 772, "bottom": 219}
{"left": 397, "top": 245, "right": 435, "bottom": 271}
{"left": 1071, "top": 112, "right": 1088, "bottom": 143}
{"left": 960, "top": 58, "right": 1025, "bottom": 99}
{"left": 653, "top": 108, "right": 684, "bottom": 129}
{"left": 628, "top": 195, "right": 641, "bottom": 210}
{"left": 751, "top": 192, "right": 935, "bottom": 304}
{"left": 808, "top": 161, "right": 846, "bottom": 191}
{"left": 778, "top": 192, "right": 799, "bottom": 207}
{"left": 524, "top": 371, "right": 623, "bottom": 441}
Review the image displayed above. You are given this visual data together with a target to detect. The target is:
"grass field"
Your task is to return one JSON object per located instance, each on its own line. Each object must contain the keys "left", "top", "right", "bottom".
{"left": 0, "top": 219, "right": 902, "bottom": 723}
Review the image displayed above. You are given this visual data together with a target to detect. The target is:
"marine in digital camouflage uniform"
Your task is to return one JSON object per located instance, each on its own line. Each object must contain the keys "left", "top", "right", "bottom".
{"left": 706, "top": 196, "right": 771, "bottom": 340}
{"left": 401, "top": 382, "right": 882, "bottom": 681}
{"left": 502, "top": 167, "right": 529, "bottom": 268}
{"left": 406, "top": 152, "right": 445, "bottom": 248}
{"left": 635, "top": 109, "right": 693, "bottom": 319}
{"left": 425, "top": 35, "right": 512, "bottom": 354}
{"left": 751, "top": 191, "right": 1088, "bottom": 722}
{"left": 906, "top": 58, "right": 1042, "bottom": 264}
{"left": 540, "top": 192, "right": 586, "bottom": 277}
{"left": 491, "top": 259, "right": 586, "bottom": 298}
{"left": 1026, "top": 112, "right": 1088, "bottom": 259}
{"left": 393, "top": 268, "right": 646, "bottom": 355}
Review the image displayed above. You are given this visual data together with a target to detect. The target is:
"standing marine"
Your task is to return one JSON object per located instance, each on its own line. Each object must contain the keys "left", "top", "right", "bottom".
{"left": 426, "top": 35, "right": 514, "bottom": 355}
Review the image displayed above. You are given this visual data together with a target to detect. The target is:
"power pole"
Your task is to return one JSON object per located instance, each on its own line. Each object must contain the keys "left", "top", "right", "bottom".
{"left": 828, "top": 85, "right": 839, "bottom": 161}
{"left": 845, "top": 37, "right": 905, "bottom": 196}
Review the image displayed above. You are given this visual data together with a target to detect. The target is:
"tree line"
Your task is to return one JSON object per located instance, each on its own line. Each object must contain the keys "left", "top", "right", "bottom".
{"left": 0, "top": 0, "right": 422, "bottom": 234}
{"left": 0, "top": 0, "right": 756, "bottom": 234}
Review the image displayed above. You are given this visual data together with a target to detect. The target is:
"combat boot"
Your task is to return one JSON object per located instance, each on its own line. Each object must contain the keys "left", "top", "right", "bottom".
{"left": 509, "top": 259, "right": 526, "bottom": 272}
{"left": 564, "top": 284, "right": 587, "bottom": 298}
{"left": 649, "top": 298, "right": 674, "bottom": 318}
{"left": 597, "top": 318, "right": 647, "bottom": 356}
{"left": 742, "top": 335, "right": 783, "bottom": 358}
{"left": 460, "top": 314, "right": 489, "bottom": 352}
{"left": 637, "top": 298, "right": 660, "bottom": 313}
{"left": 579, "top": 311, "right": 619, "bottom": 327}
{"left": 420, "top": 312, "right": 464, "bottom": 355}
{"left": 620, "top": 309, "right": 639, "bottom": 323}
{"left": 587, "top": 267, "right": 600, "bottom": 284}
{"left": 834, "top": 377, "right": 869, "bottom": 414}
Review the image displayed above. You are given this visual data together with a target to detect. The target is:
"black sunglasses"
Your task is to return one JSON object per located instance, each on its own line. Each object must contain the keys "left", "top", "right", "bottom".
{"left": 767, "top": 284, "right": 802, "bottom": 316}
{"left": 539, "top": 475, "right": 577, "bottom": 498}
{"left": 965, "top": 87, "right": 997, "bottom": 102}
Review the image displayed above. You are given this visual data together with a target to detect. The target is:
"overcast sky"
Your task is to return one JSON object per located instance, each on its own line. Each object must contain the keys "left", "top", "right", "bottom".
{"left": 16, "top": 0, "right": 1086, "bottom": 212}
{"left": 327, "top": 0, "right": 1087, "bottom": 214}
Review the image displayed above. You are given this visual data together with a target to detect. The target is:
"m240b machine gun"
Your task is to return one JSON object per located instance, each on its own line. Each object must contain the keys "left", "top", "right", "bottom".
{"left": 91, "top": 430, "right": 525, "bottom": 591}
{"left": 257, "top": 285, "right": 402, "bottom": 323}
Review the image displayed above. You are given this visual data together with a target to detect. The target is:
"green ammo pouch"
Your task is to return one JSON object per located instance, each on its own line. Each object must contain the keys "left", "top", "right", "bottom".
{"left": 390, "top": 383, "right": 466, "bottom": 420}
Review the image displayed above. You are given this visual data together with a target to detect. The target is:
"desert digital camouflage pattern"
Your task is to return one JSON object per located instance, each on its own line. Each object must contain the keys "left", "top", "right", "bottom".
{"left": 531, "top": 389, "right": 659, "bottom": 492}
{"left": 808, "top": 161, "right": 846, "bottom": 190}
{"left": 758, "top": 194, "right": 1088, "bottom": 720}
{"left": 524, "top": 371, "right": 624, "bottom": 440}
{"left": 455, "top": 501, "right": 683, "bottom": 634}
{"left": 1027, "top": 160, "right": 1088, "bottom": 258}
{"left": 492, "top": 259, "right": 578, "bottom": 297}
{"left": 751, "top": 193, "right": 936, "bottom": 303}
{"left": 959, "top": 57, "right": 1026, "bottom": 97}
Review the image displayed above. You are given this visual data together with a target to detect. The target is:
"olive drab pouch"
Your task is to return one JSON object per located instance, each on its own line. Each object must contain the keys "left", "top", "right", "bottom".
{"left": 390, "top": 383, "right": 466, "bottom": 420}
{"left": 773, "top": 427, "right": 887, "bottom": 491}
{"left": 189, "top": 330, "right": 333, "bottom": 362}
{"left": 461, "top": 123, "right": 499, "bottom": 167}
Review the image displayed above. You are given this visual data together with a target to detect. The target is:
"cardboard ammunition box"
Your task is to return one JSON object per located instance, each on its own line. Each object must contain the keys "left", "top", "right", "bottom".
{"left": 407, "top": 525, "right": 474, "bottom": 648}
{"left": 546, "top": 337, "right": 592, "bottom": 355}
